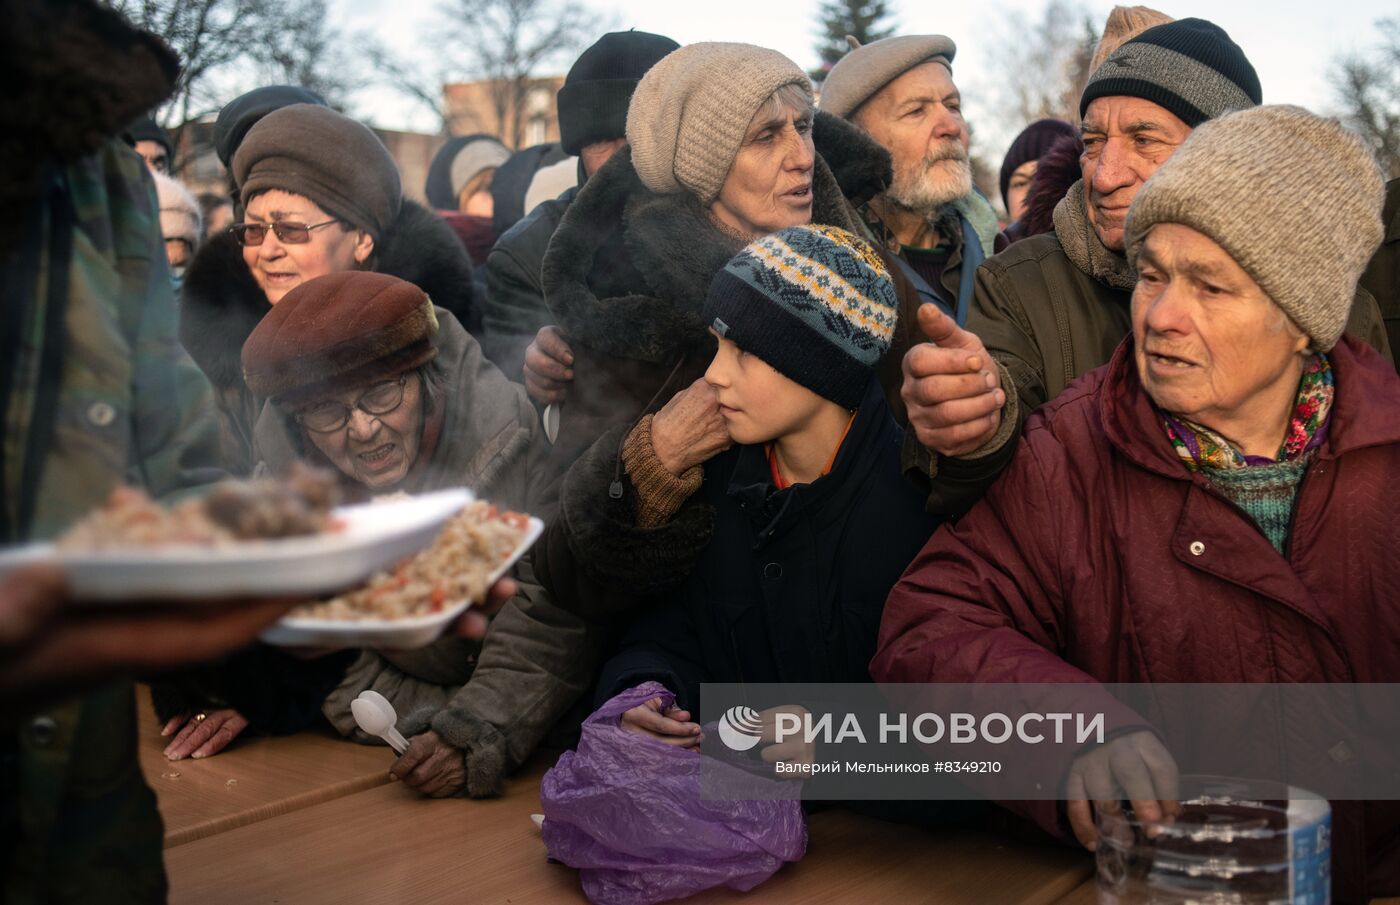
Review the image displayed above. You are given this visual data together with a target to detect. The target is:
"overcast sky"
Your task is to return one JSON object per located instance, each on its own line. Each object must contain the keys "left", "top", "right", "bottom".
{"left": 333, "top": 0, "right": 1394, "bottom": 165}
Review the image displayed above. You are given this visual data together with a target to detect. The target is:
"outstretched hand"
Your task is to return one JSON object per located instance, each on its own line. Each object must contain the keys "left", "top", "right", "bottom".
{"left": 900, "top": 304, "right": 1006, "bottom": 457}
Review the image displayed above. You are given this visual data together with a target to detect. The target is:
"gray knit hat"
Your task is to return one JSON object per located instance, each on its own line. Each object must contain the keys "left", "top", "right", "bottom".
{"left": 704, "top": 225, "right": 897, "bottom": 408}
{"left": 235, "top": 104, "right": 402, "bottom": 239}
{"left": 1125, "top": 105, "right": 1385, "bottom": 352}
{"left": 818, "top": 35, "right": 957, "bottom": 120}
{"left": 626, "top": 42, "right": 811, "bottom": 204}
{"left": 1081, "top": 18, "right": 1260, "bottom": 128}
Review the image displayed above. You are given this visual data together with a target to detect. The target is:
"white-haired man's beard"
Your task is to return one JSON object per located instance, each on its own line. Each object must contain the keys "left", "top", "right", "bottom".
{"left": 886, "top": 141, "right": 973, "bottom": 216}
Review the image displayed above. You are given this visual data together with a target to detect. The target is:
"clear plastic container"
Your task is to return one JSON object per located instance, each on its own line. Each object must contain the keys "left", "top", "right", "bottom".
{"left": 1095, "top": 776, "right": 1331, "bottom": 904}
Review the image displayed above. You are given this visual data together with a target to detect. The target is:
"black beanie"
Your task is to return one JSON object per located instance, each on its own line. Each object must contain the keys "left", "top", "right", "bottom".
{"left": 557, "top": 30, "right": 680, "bottom": 155}
{"left": 999, "top": 118, "right": 1076, "bottom": 208}
{"left": 126, "top": 116, "right": 173, "bottom": 160}
{"left": 1080, "top": 18, "right": 1261, "bottom": 128}
{"left": 214, "top": 85, "right": 327, "bottom": 168}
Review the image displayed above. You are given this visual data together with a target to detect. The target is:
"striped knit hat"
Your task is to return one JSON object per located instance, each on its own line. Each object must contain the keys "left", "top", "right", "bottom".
{"left": 1080, "top": 18, "right": 1260, "bottom": 128}
{"left": 703, "top": 225, "right": 897, "bottom": 409}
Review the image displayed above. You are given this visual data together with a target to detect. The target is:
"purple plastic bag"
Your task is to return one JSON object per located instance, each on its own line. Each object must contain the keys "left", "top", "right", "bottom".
{"left": 540, "top": 682, "right": 808, "bottom": 905}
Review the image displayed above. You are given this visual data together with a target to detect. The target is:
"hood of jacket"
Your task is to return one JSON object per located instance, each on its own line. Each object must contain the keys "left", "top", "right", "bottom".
{"left": 253, "top": 307, "right": 536, "bottom": 496}
{"left": 541, "top": 112, "right": 888, "bottom": 366}
{"left": 180, "top": 199, "right": 477, "bottom": 398}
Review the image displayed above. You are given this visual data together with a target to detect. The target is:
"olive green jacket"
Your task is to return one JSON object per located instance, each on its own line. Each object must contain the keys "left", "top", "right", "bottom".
{"left": 909, "top": 181, "right": 1395, "bottom": 517}
{"left": 254, "top": 311, "right": 601, "bottom": 797}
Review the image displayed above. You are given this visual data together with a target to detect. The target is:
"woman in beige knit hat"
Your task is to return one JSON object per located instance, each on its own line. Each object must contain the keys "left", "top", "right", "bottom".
{"left": 874, "top": 106, "right": 1400, "bottom": 904}
{"left": 523, "top": 42, "right": 924, "bottom": 474}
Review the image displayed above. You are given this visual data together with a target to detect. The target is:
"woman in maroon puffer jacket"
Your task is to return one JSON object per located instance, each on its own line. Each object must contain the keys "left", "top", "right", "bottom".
{"left": 872, "top": 106, "right": 1400, "bottom": 904}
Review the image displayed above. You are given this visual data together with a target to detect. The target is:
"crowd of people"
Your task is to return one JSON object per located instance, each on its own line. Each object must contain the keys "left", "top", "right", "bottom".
{"left": 4, "top": 0, "right": 1399, "bottom": 902}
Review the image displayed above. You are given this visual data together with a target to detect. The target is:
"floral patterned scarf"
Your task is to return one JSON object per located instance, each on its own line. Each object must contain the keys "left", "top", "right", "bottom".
{"left": 1163, "top": 354, "right": 1333, "bottom": 470}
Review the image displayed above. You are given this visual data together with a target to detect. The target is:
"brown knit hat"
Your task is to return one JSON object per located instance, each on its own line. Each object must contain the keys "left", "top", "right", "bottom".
{"left": 1089, "top": 6, "right": 1173, "bottom": 77}
{"left": 234, "top": 104, "right": 403, "bottom": 239}
{"left": 818, "top": 34, "right": 957, "bottom": 120}
{"left": 626, "top": 43, "right": 811, "bottom": 204}
{"left": 1125, "top": 105, "right": 1386, "bottom": 351}
{"left": 242, "top": 271, "right": 439, "bottom": 405}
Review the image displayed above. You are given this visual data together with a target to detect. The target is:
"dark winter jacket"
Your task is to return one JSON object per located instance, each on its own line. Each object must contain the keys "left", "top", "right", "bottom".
{"left": 872, "top": 335, "right": 1400, "bottom": 904}
{"left": 535, "top": 111, "right": 919, "bottom": 478}
{"left": 250, "top": 309, "right": 600, "bottom": 797}
{"left": 594, "top": 379, "right": 938, "bottom": 708}
{"left": 479, "top": 183, "right": 579, "bottom": 378}
{"left": 908, "top": 181, "right": 1396, "bottom": 518}
{"left": 180, "top": 200, "right": 479, "bottom": 475}
{"left": 1360, "top": 177, "right": 1400, "bottom": 369}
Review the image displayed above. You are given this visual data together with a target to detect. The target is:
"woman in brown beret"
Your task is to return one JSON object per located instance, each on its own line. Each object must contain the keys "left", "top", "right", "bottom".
{"left": 161, "top": 271, "right": 599, "bottom": 800}
{"left": 178, "top": 104, "right": 480, "bottom": 476}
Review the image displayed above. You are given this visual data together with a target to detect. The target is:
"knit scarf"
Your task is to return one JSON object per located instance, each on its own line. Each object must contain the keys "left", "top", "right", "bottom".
{"left": 1162, "top": 354, "right": 1334, "bottom": 552}
{"left": 1052, "top": 180, "right": 1138, "bottom": 291}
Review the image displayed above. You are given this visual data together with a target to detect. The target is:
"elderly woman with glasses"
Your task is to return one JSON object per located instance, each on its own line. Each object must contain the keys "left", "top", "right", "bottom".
{"left": 178, "top": 104, "right": 479, "bottom": 477}
{"left": 156, "top": 270, "right": 598, "bottom": 802}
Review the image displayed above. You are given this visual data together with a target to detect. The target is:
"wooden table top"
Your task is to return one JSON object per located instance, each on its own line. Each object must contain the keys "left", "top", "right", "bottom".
{"left": 139, "top": 685, "right": 1396, "bottom": 904}
{"left": 136, "top": 684, "right": 395, "bottom": 847}
{"left": 162, "top": 755, "right": 1094, "bottom": 905}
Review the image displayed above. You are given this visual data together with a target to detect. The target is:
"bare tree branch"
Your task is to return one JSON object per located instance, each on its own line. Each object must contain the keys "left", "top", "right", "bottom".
{"left": 1330, "top": 17, "right": 1400, "bottom": 179}
{"left": 988, "top": 0, "right": 1098, "bottom": 127}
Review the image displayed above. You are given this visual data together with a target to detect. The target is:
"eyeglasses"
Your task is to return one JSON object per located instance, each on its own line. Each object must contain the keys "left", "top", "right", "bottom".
{"left": 231, "top": 218, "right": 341, "bottom": 247}
{"left": 295, "top": 375, "right": 408, "bottom": 433}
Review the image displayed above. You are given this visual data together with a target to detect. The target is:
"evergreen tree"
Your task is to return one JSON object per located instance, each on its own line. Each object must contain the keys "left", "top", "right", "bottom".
{"left": 811, "top": 0, "right": 897, "bottom": 83}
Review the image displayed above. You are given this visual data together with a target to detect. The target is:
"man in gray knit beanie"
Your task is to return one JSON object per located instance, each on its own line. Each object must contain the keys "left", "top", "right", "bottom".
{"left": 896, "top": 16, "right": 1393, "bottom": 522}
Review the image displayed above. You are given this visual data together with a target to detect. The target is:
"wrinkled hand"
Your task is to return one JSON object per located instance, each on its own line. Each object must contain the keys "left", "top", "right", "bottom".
{"left": 390, "top": 729, "right": 467, "bottom": 797}
{"left": 162, "top": 708, "right": 249, "bottom": 760}
{"left": 758, "top": 704, "right": 815, "bottom": 777}
{"left": 523, "top": 326, "right": 574, "bottom": 406}
{"left": 650, "top": 379, "right": 732, "bottom": 476}
{"left": 1065, "top": 730, "right": 1180, "bottom": 851}
{"left": 620, "top": 695, "right": 702, "bottom": 750}
{"left": 901, "top": 304, "right": 1006, "bottom": 457}
{"left": 0, "top": 565, "right": 304, "bottom": 710}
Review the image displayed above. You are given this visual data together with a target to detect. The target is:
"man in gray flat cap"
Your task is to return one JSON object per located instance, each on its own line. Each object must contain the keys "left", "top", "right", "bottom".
{"left": 891, "top": 18, "right": 1393, "bottom": 516}
{"left": 821, "top": 34, "right": 1003, "bottom": 329}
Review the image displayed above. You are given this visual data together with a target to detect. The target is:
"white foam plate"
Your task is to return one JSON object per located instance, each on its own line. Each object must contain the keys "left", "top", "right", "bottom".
{"left": 0, "top": 488, "right": 475, "bottom": 602}
{"left": 258, "top": 515, "right": 543, "bottom": 650}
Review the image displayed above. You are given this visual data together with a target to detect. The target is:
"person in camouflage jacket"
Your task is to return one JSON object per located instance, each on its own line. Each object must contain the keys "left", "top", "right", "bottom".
{"left": 2, "top": 2, "right": 225, "bottom": 901}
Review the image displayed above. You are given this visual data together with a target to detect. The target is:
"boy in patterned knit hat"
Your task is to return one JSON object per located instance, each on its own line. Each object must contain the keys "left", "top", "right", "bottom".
{"left": 591, "top": 225, "right": 942, "bottom": 764}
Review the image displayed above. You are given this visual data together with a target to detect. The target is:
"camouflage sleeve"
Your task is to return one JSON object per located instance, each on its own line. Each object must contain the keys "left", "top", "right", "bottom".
{"left": 115, "top": 147, "right": 227, "bottom": 496}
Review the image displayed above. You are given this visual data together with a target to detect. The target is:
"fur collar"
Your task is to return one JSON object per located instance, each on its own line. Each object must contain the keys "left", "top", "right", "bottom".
{"left": 542, "top": 144, "right": 868, "bottom": 365}
{"left": 811, "top": 110, "right": 893, "bottom": 209}
{"left": 180, "top": 199, "right": 477, "bottom": 394}
{"left": 1053, "top": 180, "right": 1137, "bottom": 291}
{"left": 2, "top": 0, "right": 177, "bottom": 249}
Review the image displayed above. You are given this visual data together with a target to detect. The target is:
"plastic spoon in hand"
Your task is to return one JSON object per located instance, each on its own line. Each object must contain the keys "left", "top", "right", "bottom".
{"left": 351, "top": 690, "right": 409, "bottom": 754}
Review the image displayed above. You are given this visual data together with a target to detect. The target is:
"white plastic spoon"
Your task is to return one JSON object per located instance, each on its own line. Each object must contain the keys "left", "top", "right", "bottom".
{"left": 351, "top": 690, "right": 409, "bottom": 754}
